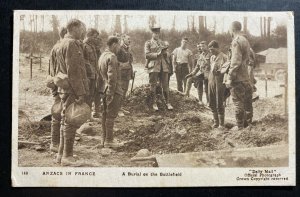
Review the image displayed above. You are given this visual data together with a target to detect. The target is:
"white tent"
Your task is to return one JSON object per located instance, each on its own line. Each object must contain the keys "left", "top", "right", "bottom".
{"left": 256, "top": 47, "right": 287, "bottom": 64}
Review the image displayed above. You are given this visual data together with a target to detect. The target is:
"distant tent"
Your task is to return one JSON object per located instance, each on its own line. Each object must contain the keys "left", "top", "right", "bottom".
{"left": 256, "top": 48, "right": 287, "bottom": 64}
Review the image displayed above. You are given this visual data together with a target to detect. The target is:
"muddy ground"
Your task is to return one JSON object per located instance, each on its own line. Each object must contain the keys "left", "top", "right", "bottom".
{"left": 17, "top": 53, "right": 288, "bottom": 167}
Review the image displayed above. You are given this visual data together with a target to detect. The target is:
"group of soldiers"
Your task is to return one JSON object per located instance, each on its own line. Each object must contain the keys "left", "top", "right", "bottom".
{"left": 47, "top": 18, "right": 256, "bottom": 166}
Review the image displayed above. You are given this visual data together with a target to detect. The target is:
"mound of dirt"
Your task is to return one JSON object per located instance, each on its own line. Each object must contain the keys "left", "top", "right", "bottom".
{"left": 124, "top": 85, "right": 205, "bottom": 115}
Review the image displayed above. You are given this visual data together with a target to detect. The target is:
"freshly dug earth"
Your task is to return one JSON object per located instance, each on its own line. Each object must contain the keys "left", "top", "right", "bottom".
{"left": 18, "top": 85, "right": 288, "bottom": 167}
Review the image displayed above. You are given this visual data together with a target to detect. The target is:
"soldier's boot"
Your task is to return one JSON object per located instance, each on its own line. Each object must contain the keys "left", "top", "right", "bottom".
{"left": 163, "top": 91, "right": 173, "bottom": 110}
{"left": 104, "top": 119, "right": 124, "bottom": 148}
{"left": 55, "top": 119, "right": 65, "bottom": 164}
{"left": 61, "top": 125, "right": 79, "bottom": 166}
{"left": 212, "top": 113, "right": 219, "bottom": 128}
{"left": 231, "top": 111, "right": 245, "bottom": 131}
{"left": 218, "top": 115, "right": 225, "bottom": 130}
{"left": 184, "top": 79, "right": 193, "bottom": 97}
{"left": 101, "top": 114, "right": 106, "bottom": 147}
{"left": 244, "top": 111, "right": 253, "bottom": 128}
{"left": 50, "top": 119, "right": 60, "bottom": 153}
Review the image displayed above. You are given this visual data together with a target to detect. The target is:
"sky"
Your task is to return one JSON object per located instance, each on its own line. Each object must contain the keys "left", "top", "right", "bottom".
{"left": 19, "top": 13, "right": 287, "bottom": 36}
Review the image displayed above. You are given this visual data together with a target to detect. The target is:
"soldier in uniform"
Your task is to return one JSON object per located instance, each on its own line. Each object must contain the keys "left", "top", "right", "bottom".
{"left": 172, "top": 37, "right": 193, "bottom": 92}
{"left": 225, "top": 21, "right": 253, "bottom": 130}
{"left": 49, "top": 27, "right": 67, "bottom": 153}
{"left": 116, "top": 34, "right": 134, "bottom": 116}
{"left": 98, "top": 36, "right": 124, "bottom": 148}
{"left": 144, "top": 26, "right": 173, "bottom": 111}
{"left": 207, "top": 40, "right": 228, "bottom": 129}
{"left": 83, "top": 28, "right": 102, "bottom": 118}
{"left": 185, "top": 41, "right": 211, "bottom": 105}
{"left": 54, "top": 19, "right": 89, "bottom": 166}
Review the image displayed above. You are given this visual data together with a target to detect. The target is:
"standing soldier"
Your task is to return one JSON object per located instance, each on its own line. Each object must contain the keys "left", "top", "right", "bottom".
{"left": 207, "top": 40, "right": 228, "bottom": 129}
{"left": 116, "top": 34, "right": 134, "bottom": 116}
{"left": 48, "top": 27, "right": 67, "bottom": 153}
{"left": 225, "top": 21, "right": 253, "bottom": 130}
{"left": 98, "top": 36, "right": 124, "bottom": 148}
{"left": 172, "top": 37, "right": 193, "bottom": 92}
{"left": 185, "top": 41, "right": 211, "bottom": 105}
{"left": 144, "top": 26, "right": 173, "bottom": 111}
{"left": 54, "top": 19, "right": 89, "bottom": 166}
{"left": 83, "top": 28, "right": 102, "bottom": 118}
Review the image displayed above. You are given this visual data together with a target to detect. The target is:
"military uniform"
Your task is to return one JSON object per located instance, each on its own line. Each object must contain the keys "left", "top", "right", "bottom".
{"left": 208, "top": 52, "right": 227, "bottom": 127}
{"left": 49, "top": 40, "right": 61, "bottom": 152}
{"left": 54, "top": 34, "right": 89, "bottom": 161}
{"left": 185, "top": 51, "right": 211, "bottom": 102}
{"left": 144, "top": 38, "right": 171, "bottom": 106}
{"left": 83, "top": 38, "right": 102, "bottom": 116}
{"left": 228, "top": 34, "right": 253, "bottom": 129}
{"left": 172, "top": 47, "right": 193, "bottom": 92}
{"left": 98, "top": 49, "right": 123, "bottom": 145}
{"left": 116, "top": 44, "right": 133, "bottom": 99}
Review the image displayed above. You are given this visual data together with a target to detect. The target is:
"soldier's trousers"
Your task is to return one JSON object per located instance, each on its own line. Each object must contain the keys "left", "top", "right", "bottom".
{"left": 175, "top": 63, "right": 189, "bottom": 92}
{"left": 102, "top": 93, "right": 122, "bottom": 142}
{"left": 58, "top": 93, "right": 79, "bottom": 158}
{"left": 194, "top": 75, "right": 208, "bottom": 102}
{"left": 87, "top": 79, "right": 101, "bottom": 115}
{"left": 149, "top": 71, "right": 170, "bottom": 103}
{"left": 230, "top": 81, "right": 253, "bottom": 128}
{"left": 208, "top": 75, "right": 225, "bottom": 116}
{"left": 51, "top": 103, "right": 61, "bottom": 148}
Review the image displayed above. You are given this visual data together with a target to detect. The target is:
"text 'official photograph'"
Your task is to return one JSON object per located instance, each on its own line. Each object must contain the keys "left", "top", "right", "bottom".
{"left": 12, "top": 11, "right": 295, "bottom": 187}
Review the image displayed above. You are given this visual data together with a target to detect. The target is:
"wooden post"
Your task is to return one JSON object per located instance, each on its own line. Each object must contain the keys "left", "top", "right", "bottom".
{"left": 39, "top": 53, "right": 42, "bottom": 70}
{"left": 264, "top": 70, "right": 268, "bottom": 97}
{"left": 48, "top": 59, "right": 50, "bottom": 75}
{"left": 30, "top": 58, "right": 33, "bottom": 79}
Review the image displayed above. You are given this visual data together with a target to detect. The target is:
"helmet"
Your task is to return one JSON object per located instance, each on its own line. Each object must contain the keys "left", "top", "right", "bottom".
{"left": 65, "top": 102, "right": 91, "bottom": 127}
{"left": 51, "top": 99, "right": 62, "bottom": 120}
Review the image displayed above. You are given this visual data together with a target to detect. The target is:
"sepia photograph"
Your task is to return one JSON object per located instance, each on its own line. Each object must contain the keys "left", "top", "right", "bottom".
{"left": 11, "top": 10, "right": 295, "bottom": 187}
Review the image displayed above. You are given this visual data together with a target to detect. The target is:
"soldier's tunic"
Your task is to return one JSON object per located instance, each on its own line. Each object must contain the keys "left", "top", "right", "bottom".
{"left": 49, "top": 40, "right": 61, "bottom": 148}
{"left": 116, "top": 44, "right": 133, "bottom": 98}
{"left": 208, "top": 52, "right": 227, "bottom": 117}
{"left": 144, "top": 38, "right": 170, "bottom": 103}
{"left": 54, "top": 34, "right": 89, "bottom": 158}
{"left": 98, "top": 49, "right": 123, "bottom": 142}
{"left": 228, "top": 34, "right": 253, "bottom": 128}
{"left": 83, "top": 38, "right": 99, "bottom": 108}
{"left": 172, "top": 47, "right": 193, "bottom": 92}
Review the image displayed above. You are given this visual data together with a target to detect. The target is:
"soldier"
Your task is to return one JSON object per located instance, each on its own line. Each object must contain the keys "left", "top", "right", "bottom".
{"left": 54, "top": 19, "right": 89, "bottom": 165}
{"left": 163, "top": 41, "right": 173, "bottom": 84}
{"left": 172, "top": 37, "right": 193, "bottom": 92}
{"left": 185, "top": 41, "right": 211, "bottom": 105}
{"left": 207, "top": 40, "right": 228, "bottom": 129}
{"left": 83, "top": 28, "right": 102, "bottom": 118}
{"left": 225, "top": 21, "right": 253, "bottom": 130}
{"left": 49, "top": 27, "right": 67, "bottom": 153}
{"left": 144, "top": 26, "right": 173, "bottom": 111}
{"left": 98, "top": 36, "right": 124, "bottom": 148}
{"left": 116, "top": 34, "right": 134, "bottom": 116}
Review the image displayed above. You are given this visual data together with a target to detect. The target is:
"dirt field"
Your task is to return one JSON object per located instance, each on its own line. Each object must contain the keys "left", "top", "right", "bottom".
{"left": 17, "top": 53, "right": 288, "bottom": 167}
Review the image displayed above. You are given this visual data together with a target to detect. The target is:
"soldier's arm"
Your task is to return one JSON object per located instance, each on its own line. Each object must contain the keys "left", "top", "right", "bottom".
{"left": 145, "top": 41, "right": 159, "bottom": 60}
{"left": 65, "top": 41, "right": 86, "bottom": 96}
{"left": 228, "top": 40, "right": 242, "bottom": 81}
{"left": 106, "top": 55, "right": 118, "bottom": 95}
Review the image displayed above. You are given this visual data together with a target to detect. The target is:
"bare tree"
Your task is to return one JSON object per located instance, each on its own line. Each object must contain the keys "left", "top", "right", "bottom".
{"left": 171, "top": 15, "right": 176, "bottom": 31}
{"left": 267, "top": 17, "right": 272, "bottom": 38}
{"left": 41, "top": 15, "right": 44, "bottom": 32}
{"left": 187, "top": 16, "right": 190, "bottom": 31}
{"left": 213, "top": 16, "right": 216, "bottom": 34}
{"left": 20, "top": 15, "right": 25, "bottom": 31}
{"left": 263, "top": 17, "right": 266, "bottom": 37}
{"left": 260, "top": 17, "right": 263, "bottom": 37}
{"left": 198, "top": 16, "right": 204, "bottom": 32}
{"left": 243, "top": 17, "right": 248, "bottom": 33}
{"left": 114, "top": 15, "right": 122, "bottom": 33}
{"left": 94, "top": 15, "right": 99, "bottom": 30}
{"left": 124, "top": 15, "right": 129, "bottom": 33}
{"left": 204, "top": 16, "right": 207, "bottom": 29}
{"left": 148, "top": 15, "right": 156, "bottom": 27}
{"left": 191, "top": 16, "right": 195, "bottom": 32}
